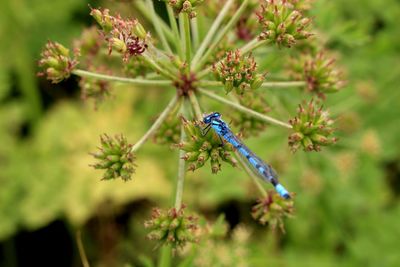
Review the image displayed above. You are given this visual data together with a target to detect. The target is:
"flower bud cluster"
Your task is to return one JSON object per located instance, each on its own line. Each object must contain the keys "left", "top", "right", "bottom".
{"left": 90, "top": 7, "right": 148, "bottom": 61}
{"left": 90, "top": 134, "right": 136, "bottom": 181}
{"left": 213, "top": 50, "right": 264, "bottom": 95}
{"left": 257, "top": 0, "right": 312, "bottom": 47}
{"left": 79, "top": 71, "right": 111, "bottom": 108}
{"left": 251, "top": 190, "right": 294, "bottom": 232}
{"left": 38, "top": 41, "right": 78, "bottom": 83}
{"left": 290, "top": 51, "right": 344, "bottom": 98}
{"left": 178, "top": 117, "right": 237, "bottom": 174}
{"left": 163, "top": 0, "right": 204, "bottom": 18}
{"left": 230, "top": 93, "right": 270, "bottom": 137}
{"left": 144, "top": 205, "right": 198, "bottom": 249}
{"left": 288, "top": 99, "right": 337, "bottom": 152}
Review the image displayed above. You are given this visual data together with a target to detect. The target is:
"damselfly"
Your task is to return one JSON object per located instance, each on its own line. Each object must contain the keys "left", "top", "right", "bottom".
{"left": 202, "top": 112, "right": 291, "bottom": 199}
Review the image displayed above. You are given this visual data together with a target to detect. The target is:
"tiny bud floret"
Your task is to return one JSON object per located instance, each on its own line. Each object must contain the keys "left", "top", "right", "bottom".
{"left": 251, "top": 190, "right": 294, "bottom": 232}
{"left": 257, "top": 0, "right": 312, "bottom": 48}
{"left": 90, "top": 7, "right": 148, "bottom": 61}
{"left": 90, "top": 134, "right": 136, "bottom": 181}
{"left": 163, "top": 0, "right": 204, "bottom": 18}
{"left": 38, "top": 41, "right": 78, "bottom": 83}
{"left": 144, "top": 205, "right": 199, "bottom": 249}
{"left": 79, "top": 68, "right": 111, "bottom": 108}
{"left": 214, "top": 50, "right": 265, "bottom": 95}
{"left": 290, "top": 51, "right": 345, "bottom": 98}
{"left": 288, "top": 99, "right": 337, "bottom": 152}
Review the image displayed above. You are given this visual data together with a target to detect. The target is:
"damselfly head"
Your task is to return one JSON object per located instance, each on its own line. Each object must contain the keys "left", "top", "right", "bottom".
{"left": 203, "top": 112, "right": 221, "bottom": 124}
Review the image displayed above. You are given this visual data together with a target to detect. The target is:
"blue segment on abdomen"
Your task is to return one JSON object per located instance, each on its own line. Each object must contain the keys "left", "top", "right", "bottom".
{"left": 248, "top": 157, "right": 258, "bottom": 167}
{"left": 275, "top": 184, "right": 290, "bottom": 199}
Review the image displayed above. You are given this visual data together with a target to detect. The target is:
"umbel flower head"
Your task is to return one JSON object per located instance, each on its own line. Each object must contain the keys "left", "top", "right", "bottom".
{"left": 257, "top": 0, "right": 312, "bottom": 48}
{"left": 288, "top": 99, "right": 337, "bottom": 152}
{"left": 251, "top": 190, "right": 294, "bottom": 232}
{"left": 90, "top": 7, "right": 148, "bottom": 61}
{"left": 38, "top": 41, "right": 78, "bottom": 83}
{"left": 79, "top": 71, "right": 111, "bottom": 108}
{"left": 163, "top": 0, "right": 204, "bottom": 18}
{"left": 213, "top": 50, "right": 265, "bottom": 95}
{"left": 144, "top": 204, "right": 199, "bottom": 249}
{"left": 90, "top": 134, "right": 136, "bottom": 181}
{"left": 178, "top": 117, "right": 237, "bottom": 174}
{"left": 290, "top": 51, "right": 345, "bottom": 98}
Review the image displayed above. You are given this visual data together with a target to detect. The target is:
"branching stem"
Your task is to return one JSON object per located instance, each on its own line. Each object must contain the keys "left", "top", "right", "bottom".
{"left": 131, "top": 95, "right": 179, "bottom": 153}
{"left": 190, "top": 0, "right": 235, "bottom": 68}
{"left": 72, "top": 69, "right": 171, "bottom": 86}
{"left": 188, "top": 91, "right": 203, "bottom": 121}
{"left": 198, "top": 88, "right": 292, "bottom": 129}
{"left": 194, "top": 0, "right": 251, "bottom": 71}
{"left": 76, "top": 230, "right": 90, "bottom": 267}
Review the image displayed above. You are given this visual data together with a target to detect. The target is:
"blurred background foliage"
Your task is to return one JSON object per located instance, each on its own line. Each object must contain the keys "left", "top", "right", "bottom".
{"left": 0, "top": 0, "right": 400, "bottom": 267}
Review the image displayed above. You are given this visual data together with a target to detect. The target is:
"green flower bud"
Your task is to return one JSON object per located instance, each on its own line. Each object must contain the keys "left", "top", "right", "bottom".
{"left": 144, "top": 205, "right": 198, "bottom": 249}
{"left": 177, "top": 117, "right": 237, "bottom": 174}
{"left": 251, "top": 190, "right": 294, "bottom": 233}
{"left": 289, "top": 99, "right": 337, "bottom": 152}
{"left": 38, "top": 41, "right": 78, "bottom": 83}
{"left": 90, "top": 134, "right": 136, "bottom": 181}
{"left": 214, "top": 50, "right": 263, "bottom": 95}
{"left": 257, "top": 0, "right": 312, "bottom": 47}
{"left": 289, "top": 51, "right": 345, "bottom": 97}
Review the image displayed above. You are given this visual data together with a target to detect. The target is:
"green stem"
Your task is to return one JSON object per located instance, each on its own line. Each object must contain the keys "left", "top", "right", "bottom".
{"left": 240, "top": 39, "right": 268, "bottom": 54}
{"left": 194, "top": 0, "right": 251, "bottom": 71}
{"left": 179, "top": 14, "right": 185, "bottom": 56}
{"left": 142, "top": 53, "right": 176, "bottom": 80}
{"left": 235, "top": 152, "right": 267, "bottom": 197}
{"left": 190, "top": 0, "right": 235, "bottom": 68}
{"left": 198, "top": 80, "right": 306, "bottom": 88}
{"left": 188, "top": 91, "right": 203, "bottom": 121}
{"left": 175, "top": 101, "right": 188, "bottom": 209}
{"left": 146, "top": 0, "right": 172, "bottom": 53}
{"left": 72, "top": 69, "right": 172, "bottom": 86}
{"left": 131, "top": 95, "right": 179, "bottom": 152}
{"left": 198, "top": 88, "right": 292, "bottom": 129}
{"left": 198, "top": 80, "right": 222, "bottom": 87}
{"left": 166, "top": 4, "right": 183, "bottom": 58}
{"left": 191, "top": 17, "right": 200, "bottom": 50}
{"left": 76, "top": 230, "right": 90, "bottom": 267}
{"left": 261, "top": 81, "right": 306, "bottom": 88}
{"left": 183, "top": 14, "right": 192, "bottom": 70}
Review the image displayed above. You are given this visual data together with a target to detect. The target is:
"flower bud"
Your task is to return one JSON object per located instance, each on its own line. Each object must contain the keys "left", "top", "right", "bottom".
{"left": 177, "top": 117, "right": 237, "bottom": 174}
{"left": 288, "top": 99, "right": 337, "bottom": 152}
{"left": 38, "top": 41, "right": 78, "bottom": 83}
{"left": 214, "top": 50, "right": 263, "bottom": 95}
{"left": 144, "top": 205, "right": 198, "bottom": 249}
{"left": 90, "top": 134, "right": 136, "bottom": 181}
{"left": 257, "top": 0, "right": 312, "bottom": 47}
{"left": 251, "top": 191, "right": 294, "bottom": 233}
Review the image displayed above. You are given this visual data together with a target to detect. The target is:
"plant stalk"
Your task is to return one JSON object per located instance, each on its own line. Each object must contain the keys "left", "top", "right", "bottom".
{"left": 190, "top": 0, "right": 235, "bottom": 68}
{"left": 198, "top": 88, "right": 292, "bottom": 129}
{"left": 72, "top": 69, "right": 172, "bottom": 86}
{"left": 131, "top": 95, "right": 179, "bottom": 152}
